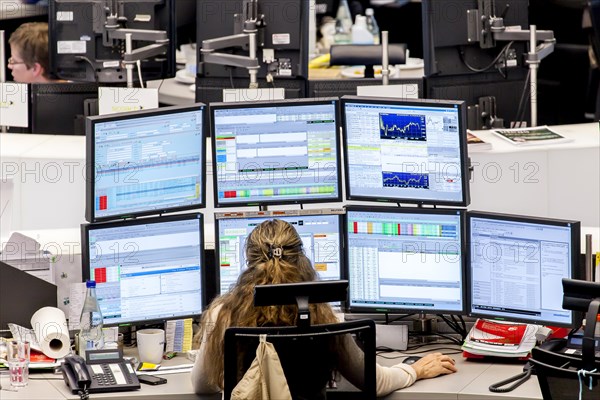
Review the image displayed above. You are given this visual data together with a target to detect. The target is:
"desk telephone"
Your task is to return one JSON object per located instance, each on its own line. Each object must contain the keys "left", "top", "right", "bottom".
{"left": 61, "top": 349, "right": 140, "bottom": 394}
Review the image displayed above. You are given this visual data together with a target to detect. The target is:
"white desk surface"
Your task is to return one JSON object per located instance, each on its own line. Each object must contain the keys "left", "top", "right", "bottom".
{"left": 468, "top": 122, "right": 600, "bottom": 227}
{"left": 0, "top": 351, "right": 540, "bottom": 400}
{"left": 0, "top": 133, "right": 54, "bottom": 159}
{"left": 469, "top": 123, "right": 599, "bottom": 153}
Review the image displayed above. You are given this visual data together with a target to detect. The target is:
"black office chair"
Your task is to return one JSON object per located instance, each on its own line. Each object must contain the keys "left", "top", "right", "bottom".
{"left": 223, "top": 319, "right": 376, "bottom": 400}
{"left": 329, "top": 44, "right": 406, "bottom": 78}
{"left": 222, "top": 281, "right": 376, "bottom": 400}
{"left": 529, "top": 347, "right": 600, "bottom": 400}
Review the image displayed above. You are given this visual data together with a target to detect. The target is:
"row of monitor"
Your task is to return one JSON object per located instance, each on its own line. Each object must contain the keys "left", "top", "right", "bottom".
{"left": 80, "top": 207, "right": 582, "bottom": 329}
{"left": 85, "top": 96, "right": 470, "bottom": 222}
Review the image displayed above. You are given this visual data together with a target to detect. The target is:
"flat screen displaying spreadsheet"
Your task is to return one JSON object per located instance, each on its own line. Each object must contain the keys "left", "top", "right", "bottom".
{"left": 81, "top": 213, "right": 204, "bottom": 326}
{"left": 468, "top": 211, "right": 581, "bottom": 327}
{"left": 341, "top": 96, "right": 469, "bottom": 206}
{"left": 86, "top": 104, "right": 206, "bottom": 222}
{"left": 215, "top": 210, "right": 343, "bottom": 294}
{"left": 345, "top": 206, "right": 466, "bottom": 314}
{"left": 211, "top": 98, "right": 341, "bottom": 207}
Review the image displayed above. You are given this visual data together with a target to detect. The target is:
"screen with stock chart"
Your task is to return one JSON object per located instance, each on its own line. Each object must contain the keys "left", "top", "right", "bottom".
{"left": 341, "top": 96, "right": 469, "bottom": 206}
{"left": 86, "top": 104, "right": 206, "bottom": 222}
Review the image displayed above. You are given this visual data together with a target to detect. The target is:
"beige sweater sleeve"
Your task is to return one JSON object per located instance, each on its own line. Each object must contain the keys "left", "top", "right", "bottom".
{"left": 337, "top": 334, "right": 417, "bottom": 397}
{"left": 190, "top": 305, "right": 222, "bottom": 394}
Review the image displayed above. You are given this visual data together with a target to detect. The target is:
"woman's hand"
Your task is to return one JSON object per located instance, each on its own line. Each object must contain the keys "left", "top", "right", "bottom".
{"left": 411, "top": 352, "right": 458, "bottom": 380}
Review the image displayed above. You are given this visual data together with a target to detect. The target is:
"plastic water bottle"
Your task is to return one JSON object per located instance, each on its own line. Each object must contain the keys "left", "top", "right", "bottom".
{"left": 79, "top": 280, "right": 104, "bottom": 356}
{"left": 365, "top": 8, "right": 380, "bottom": 45}
{"left": 333, "top": 0, "right": 353, "bottom": 44}
{"left": 352, "top": 15, "right": 374, "bottom": 44}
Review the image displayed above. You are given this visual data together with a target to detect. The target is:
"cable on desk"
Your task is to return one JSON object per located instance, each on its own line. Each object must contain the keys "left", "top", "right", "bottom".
{"left": 408, "top": 332, "right": 463, "bottom": 346}
{"left": 437, "top": 314, "right": 468, "bottom": 340}
{"left": 488, "top": 362, "right": 533, "bottom": 393}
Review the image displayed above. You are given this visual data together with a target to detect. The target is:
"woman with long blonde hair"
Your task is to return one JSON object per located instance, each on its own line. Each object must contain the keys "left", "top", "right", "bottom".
{"left": 191, "top": 219, "right": 457, "bottom": 397}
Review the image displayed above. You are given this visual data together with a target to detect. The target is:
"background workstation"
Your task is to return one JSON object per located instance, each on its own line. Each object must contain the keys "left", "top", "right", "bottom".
{"left": 1, "top": 1, "right": 600, "bottom": 399}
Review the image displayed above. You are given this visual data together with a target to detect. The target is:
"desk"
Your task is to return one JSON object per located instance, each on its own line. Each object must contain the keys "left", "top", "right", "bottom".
{"left": 469, "top": 123, "right": 600, "bottom": 228}
{"left": 0, "top": 352, "right": 541, "bottom": 399}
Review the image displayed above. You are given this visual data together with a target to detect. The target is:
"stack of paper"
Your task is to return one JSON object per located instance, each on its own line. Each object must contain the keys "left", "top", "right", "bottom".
{"left": 462, "top": 319, "right": 538, "bottom": 358}
{"left": 165, "top": 318, "right": 193, "bottom": 353}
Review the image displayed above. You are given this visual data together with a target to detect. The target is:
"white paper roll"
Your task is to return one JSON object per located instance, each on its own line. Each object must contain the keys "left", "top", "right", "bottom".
{"left": 30, "top": 307, "right": 71, "bottom": 359}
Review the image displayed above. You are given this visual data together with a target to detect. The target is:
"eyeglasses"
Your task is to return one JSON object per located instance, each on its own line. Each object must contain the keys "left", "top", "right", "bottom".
{"left": 8, "top": 57, "right": 26, "bottom": 66}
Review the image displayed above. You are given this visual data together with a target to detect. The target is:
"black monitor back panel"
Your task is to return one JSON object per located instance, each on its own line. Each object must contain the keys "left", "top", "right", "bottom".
{"left": 0, "top": 261, "right": 57, "bottom": 334}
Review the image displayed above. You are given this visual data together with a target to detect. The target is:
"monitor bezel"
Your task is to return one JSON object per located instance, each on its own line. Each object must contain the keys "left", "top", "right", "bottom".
{"left": 466, "top": 210, "right": 582, "bottom": 328}
{"left": 344, "top": 205, "right": 467, "bottom": 315}
{"left": 214, "top": 209, "right": 346, "bottom": 297}
{"left": 85, "top": 103, "right": 207, "bottom": 223}
{"left": 209, "top": 97, "right": 342, "bottom": 208}
{"left": 340, "top": 95, "right": 470, "bottom": 207}
{"left": 80, "top": 212, "right": 207, "bottom": 327}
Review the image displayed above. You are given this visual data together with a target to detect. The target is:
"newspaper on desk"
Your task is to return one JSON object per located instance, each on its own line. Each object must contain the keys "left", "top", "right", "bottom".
{"left": 462, "top": 319, "right": 539, "bottom": 358}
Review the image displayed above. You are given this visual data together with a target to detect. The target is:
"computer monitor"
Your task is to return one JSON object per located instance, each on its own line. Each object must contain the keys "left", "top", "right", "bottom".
{"left": 30, "top": 82, "right": 99, "bottom": 135}
{"left": 467, "top": 211, "right": 582, "bottom": 328}
{"left": 215, "top": 209, "right": 344, "bottom": 295}
{"left": 345, "top": 206, "right": 466, "bottom": 314}
{"left": 49, "top": 0, "right": 176, "bottom": 83}
{"left": 341, "top": 95, "right": 470, "bottom": 207}
{"left": 211, "top": 98, "right": 341, "bottom": 207}
{"left": 81, "top": 213, "right": 205, "bottom": 326}
{"left": 86, "top": 104, "right": 207, "bottom": 223}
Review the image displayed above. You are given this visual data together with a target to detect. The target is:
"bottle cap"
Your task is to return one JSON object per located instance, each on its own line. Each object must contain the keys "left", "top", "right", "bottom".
{"left": 366, "top": 8, "right": 374, "bottom": 16}
{"left": 86, "top": 280, "right": 97, "bottom": 288}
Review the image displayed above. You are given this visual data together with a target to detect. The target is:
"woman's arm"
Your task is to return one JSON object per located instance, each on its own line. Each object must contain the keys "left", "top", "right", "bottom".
{"left": 336, "top": 334, "right": 416, "bottom": 396}
{"left": 190, "top": 306, "right": 222, "bottom": 394}
{"left": 336, "top": 335, "right": 457, "bottom": 397}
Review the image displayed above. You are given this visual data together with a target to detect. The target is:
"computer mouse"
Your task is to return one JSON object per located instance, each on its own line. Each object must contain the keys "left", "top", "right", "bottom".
{"left": 402, "top": 356, "right": 422, "bottom": 365}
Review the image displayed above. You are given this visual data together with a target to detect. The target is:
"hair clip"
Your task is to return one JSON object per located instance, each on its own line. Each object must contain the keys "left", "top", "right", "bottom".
{"left": 268, "top": 244, "right": 283, "bottom": 259}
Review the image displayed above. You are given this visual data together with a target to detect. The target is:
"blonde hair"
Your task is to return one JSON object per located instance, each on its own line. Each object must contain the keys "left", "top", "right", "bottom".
{"left": 9, "top": 22, "right": 50, "bottom": 78}
{"left": 194, "top": 219, "right": 338, "bottom": 388}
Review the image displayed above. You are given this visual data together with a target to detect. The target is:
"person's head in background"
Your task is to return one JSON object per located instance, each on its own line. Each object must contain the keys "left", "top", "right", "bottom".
{"left": 8, "top": 22, "right": 53, "bottom": 83}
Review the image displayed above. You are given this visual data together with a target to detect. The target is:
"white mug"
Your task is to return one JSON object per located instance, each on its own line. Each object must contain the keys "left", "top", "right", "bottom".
{"left": 137, "top": 329, "right": 165, "bottom": 364}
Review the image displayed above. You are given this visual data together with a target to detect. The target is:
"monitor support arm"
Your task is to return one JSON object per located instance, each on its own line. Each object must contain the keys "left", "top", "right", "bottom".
{"left": 99, "top": 0, "right": 170, "bottom": 88}
{"left": 105, "top": 21, "right": 170, "bottom": 88}
{"left": 467, "top": 0, "right": 556, "bottom": 127}
{"left": 198, "top": 0, "right": 263, "bottom": 88}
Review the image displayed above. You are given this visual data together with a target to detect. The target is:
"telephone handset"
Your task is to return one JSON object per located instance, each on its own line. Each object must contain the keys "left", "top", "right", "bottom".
{"left": 62, "top": 349, "right": 140, "bottom": 394}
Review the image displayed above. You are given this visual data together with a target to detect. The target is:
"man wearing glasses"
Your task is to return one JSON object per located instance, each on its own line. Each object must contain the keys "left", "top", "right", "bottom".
{"left": 8, "top": 22, "right": 55, "bottom": 83}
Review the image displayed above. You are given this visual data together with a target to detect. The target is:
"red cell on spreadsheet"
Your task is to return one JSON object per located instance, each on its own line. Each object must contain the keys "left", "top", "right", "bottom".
{"left": 94, "top": 268, "right": 107, "bottom": 284}
{"left": 224, "top": 191, "right": 237, "bottom": 198}
{"left": 98, "top": 196, "right": 108, "bottom": 210}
